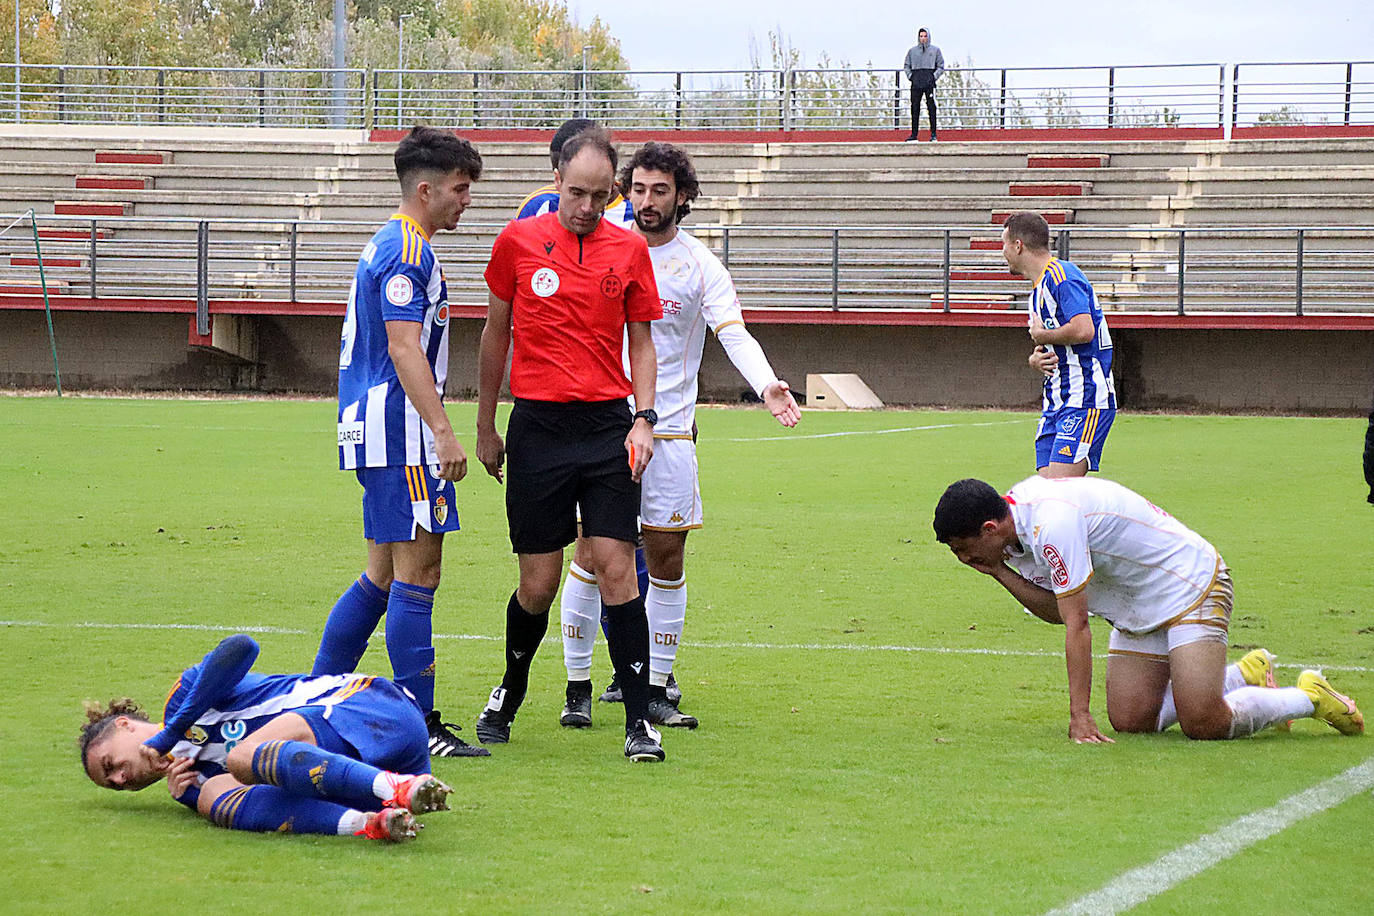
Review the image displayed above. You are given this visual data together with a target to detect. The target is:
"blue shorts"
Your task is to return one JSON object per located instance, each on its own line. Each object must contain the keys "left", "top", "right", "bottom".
{"left": 298, "top": 677, "right": 430, "bottom": 777}
{"left": 1035, "top": 406, "right": 1115, "bottom": 471}
{"left": 356, "top": 464, "right": 460, "bottom": 545}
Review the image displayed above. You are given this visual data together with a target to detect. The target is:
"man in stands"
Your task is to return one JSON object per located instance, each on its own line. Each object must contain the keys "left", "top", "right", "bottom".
{"left": 1002, "top": 210, "right": 1116, "bottom": 478}
{"left": 934, "top": 476, "right": 1363, "bottom": 743}
{"left": 317, "top": 125, "right": 487, "bottom": 758}
{"left": 903, "top": 28, "right": 944, "bottom": 141}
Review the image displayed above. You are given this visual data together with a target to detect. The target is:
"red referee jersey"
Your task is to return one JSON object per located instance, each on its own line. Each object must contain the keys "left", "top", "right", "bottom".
{"left": 485, "top": 212, "right": 661, "bottom": 402}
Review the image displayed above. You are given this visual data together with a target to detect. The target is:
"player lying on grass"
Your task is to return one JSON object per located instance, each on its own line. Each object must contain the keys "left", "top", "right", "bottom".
{"left": 80, "top": 634, "right": 452, "bottom": 842}
{"left": 934, "top": 476, "right": 1364, "bottom": 743}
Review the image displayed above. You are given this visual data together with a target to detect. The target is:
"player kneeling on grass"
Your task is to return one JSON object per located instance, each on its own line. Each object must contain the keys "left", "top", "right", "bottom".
{"left": 933, "top": 476, "right": 1364, "bottom": 743}
{"left": 80, "top": 634, "right": 452, "bottom": 842}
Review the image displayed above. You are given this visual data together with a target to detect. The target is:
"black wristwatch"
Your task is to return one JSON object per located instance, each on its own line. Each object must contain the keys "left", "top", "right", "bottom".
{"left": 633, "top": 408, "right": 658, "bottom": 426}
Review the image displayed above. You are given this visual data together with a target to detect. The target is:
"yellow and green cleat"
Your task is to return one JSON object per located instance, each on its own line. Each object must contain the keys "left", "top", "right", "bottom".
{"left": 1297, "top": 670, "right": 1364, "bottom": 736}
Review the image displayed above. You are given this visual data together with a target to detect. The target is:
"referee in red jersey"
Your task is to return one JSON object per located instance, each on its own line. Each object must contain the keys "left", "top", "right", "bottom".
{"left": 473, "top": 127, "right": 667, "bottom": 761}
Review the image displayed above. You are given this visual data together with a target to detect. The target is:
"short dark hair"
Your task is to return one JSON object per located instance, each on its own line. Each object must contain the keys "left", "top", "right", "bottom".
{"left": 1002, "top": 211, "right": 1050, "bottom": 252}
{"left": 394, "top": 125, "right": 483, "bottom": 195}
{"left": 549, "top": 118, "right": 597, "bottom": 169}
{"left": 618, "top": 141, "right": 701, "bottom": 222}
{"left": 933, "top": 479, "right": 1008, "bottom": 543}
{"left": 557, "top": 126, "right": 617, "bottom": 175}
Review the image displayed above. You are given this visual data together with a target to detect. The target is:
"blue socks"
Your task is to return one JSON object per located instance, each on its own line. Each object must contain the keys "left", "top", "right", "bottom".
{"left": 312, "top": 574, "right": 389, "bottom": 676}
{"left": 250, "top": 740, "right": 384, "bottom": 811}
{"left": 386, "top": 580, "right": 436, "bottom": 714}
{"left": 208, "top": 784, "right": 354, "bottom": 835}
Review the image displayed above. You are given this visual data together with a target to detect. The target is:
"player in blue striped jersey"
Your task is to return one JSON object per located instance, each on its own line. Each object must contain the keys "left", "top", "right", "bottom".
{"left": 323, "top": 126, "right": 488, "bottom": 758}
{"left": 80, "top": 635, "right": 453, "bottom": 842}
{"left": 513, "top": 117, "right": 636, "bottom": 227}
{"left": 1002, "top": 211, "right": 1117, "bottom": 478}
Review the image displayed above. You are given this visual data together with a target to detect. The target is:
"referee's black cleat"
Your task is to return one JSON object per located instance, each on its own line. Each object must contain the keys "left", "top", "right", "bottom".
{"left": 475, "top": 688, "right": 512, "bottom": 744}
{"left": 426, "top": 710, "right": 490, "bottom": 757}
{"left": 598, "top": 675, "right": 622, "bottom": 704}
{"left": 624, "top": 719, "right": 665, "bottom": 762}
{"left": 647, "top": 696, "right": 698, "bottom": 729}
{"left": 560, "top": 681, "right": 593, "bottom": 728}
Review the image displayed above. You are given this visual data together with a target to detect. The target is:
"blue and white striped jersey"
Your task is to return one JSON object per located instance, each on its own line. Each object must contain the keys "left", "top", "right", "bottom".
{"left": 162, "top": 670, "right": 374, "bottom": 783}
{"left": 1029, "top": 258, "right": 1116, "bottom": 413}
{"left": 337, "top": 214, "right": 450, "bottom": 470}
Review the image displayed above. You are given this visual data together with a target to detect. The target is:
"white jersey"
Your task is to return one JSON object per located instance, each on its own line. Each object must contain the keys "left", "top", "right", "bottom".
{"left": 646, "top": 230, "right": 776, "bottom": 434}
{"left": 1002, "top": 476, "right": 1222, "bottom": 635}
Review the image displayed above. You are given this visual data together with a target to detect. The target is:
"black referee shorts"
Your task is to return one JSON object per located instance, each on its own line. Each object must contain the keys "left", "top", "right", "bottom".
{"left": 505, "top": 398, "right": 640, "bottom": 554}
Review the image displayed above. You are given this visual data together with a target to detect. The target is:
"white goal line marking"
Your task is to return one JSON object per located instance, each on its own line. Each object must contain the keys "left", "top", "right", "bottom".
{"left": 1045, "top": 757, "right": 1374, "bottom": 916}
{"left": 724, "top": 418, "right": 1028, "bottom": 442}
{"left": 2, "top": 619, "right": 1368, "bottom": 673}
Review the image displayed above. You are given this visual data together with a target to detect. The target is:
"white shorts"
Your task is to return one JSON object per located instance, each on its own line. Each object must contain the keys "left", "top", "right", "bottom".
{"left": 640, "top": 435, "right": 702, "bottom": 531}
{"left": 1107, "top": 566, "right": 1234, "bottom": 661}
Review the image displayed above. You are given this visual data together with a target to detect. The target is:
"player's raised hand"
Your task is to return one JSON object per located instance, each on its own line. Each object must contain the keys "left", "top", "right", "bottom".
{"left": 476, "top": 427, "right": 505, "bottom": 483}
{"left": 139, "top": 742, "right": 173, "bottom": 775}
{"left": 436, "top": 433, "right": 467, "bottom": 482}
{"left": 165, "top": 756, "right": 198, "bottom": 800}
{"left": 763, "top": 379, "right": 801, "bottom": 427}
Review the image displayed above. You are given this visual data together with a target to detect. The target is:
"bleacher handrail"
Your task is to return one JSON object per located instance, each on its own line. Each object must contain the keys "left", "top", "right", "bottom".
{"left": 0, "top": 60, "right": 1370, "bottom": 131}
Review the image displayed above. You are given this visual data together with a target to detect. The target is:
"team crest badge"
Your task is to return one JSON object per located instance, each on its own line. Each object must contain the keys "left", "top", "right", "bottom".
{"left": 600, "top": 271, "right": 623, "bottom": 298}
{"left": 434, "top": 303, "right": 449, "bottom": 326}
{"left": 184, "top": 725, "right": 209, "bottom": 745}
{"left": 532, "top": 267, "right": 560, "bottom": 297}
{"left": 434, "top": 495, "right": 449, "bottom": 525}
{"left": 385, "top": 274, "right": 413, "bottom": 306}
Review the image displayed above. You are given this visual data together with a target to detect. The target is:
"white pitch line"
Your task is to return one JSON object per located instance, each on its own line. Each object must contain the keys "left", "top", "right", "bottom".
{"left": 724, "top": 418, "right": 1028, "bottom": 442}
{"left": 2, "top": 619, "right": 1369, "bottom": 672}
{"left": 1045, "top": 757, "right": 1374, "bottom": 916}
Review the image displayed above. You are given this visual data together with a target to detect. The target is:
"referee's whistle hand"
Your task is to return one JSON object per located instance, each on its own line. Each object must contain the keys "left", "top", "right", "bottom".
{"left": 477, "top": 428, "right": 506, "bottom": 483}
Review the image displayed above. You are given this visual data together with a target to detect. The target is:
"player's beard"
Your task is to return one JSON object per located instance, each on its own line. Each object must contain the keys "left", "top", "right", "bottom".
{"left": 634, "top": 207, "right": 672, "bottom": 234}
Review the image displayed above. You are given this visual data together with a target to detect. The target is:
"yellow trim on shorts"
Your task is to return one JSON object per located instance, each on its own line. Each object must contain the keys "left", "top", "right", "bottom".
{"left": 653, "top": 433, "right": 694, "bottom": 440}
{"left": 641, "top": 523, "right": 703, "bottom": 532}
{"left": 1156, "top": 556, "right": 1225, "bottom": 630}
{"left": 1106, "top": 648, "right": 1170, "bottom": 662}
{"left": 1080, "top": 408, "right": 1100, "bottom": 445}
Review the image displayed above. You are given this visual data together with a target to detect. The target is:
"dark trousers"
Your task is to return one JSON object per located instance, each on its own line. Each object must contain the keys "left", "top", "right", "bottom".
{"left": 910, "top": 84, "right": 937, "bottom": 136}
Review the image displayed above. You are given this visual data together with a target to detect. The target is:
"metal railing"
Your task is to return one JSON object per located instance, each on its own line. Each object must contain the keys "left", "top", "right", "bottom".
{"left": 3, "top": 215, "right": 1371, "bottom": 320}
{"left": 1, "top": 61, "right": 1372, "bottom": 130}
{"left": 1232, "top": 61, "right": 1374, "bottom": 128}
{"left": 0, "top": 65, "right": 368, "bottom": 128}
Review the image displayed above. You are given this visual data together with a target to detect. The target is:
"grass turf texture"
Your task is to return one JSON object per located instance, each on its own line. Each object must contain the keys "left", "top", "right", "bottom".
{"left": 1, "top": 396, "right": 1371, "bottom": 914}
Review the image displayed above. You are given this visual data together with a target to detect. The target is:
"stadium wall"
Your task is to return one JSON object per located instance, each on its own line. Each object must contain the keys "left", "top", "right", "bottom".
{"left": 2, "top": 310, "right": 1369, "bottom": 412}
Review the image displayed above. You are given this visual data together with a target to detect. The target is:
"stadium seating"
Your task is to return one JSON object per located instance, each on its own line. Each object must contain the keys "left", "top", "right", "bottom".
{"left": 1, "top": 128, "right": 1372, "bottom": 314}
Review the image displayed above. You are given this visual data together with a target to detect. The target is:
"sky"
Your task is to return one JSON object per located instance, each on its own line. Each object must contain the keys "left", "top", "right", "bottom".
{"left": 571, "top": 0, "right": 1374, "bottom": 73}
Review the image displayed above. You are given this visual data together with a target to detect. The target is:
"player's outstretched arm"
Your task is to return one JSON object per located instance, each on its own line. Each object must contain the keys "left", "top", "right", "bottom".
{"left": 386, "top": 319, "right": 466, "bottom": 482}
{"left": 476, "top": 292, "right": 513, "bottom": 482}
{"left": 713, "top": 321, "right": 797, "bottom": 426}
{"left": 144, "top": 634, "right": 259, "bottom": 756}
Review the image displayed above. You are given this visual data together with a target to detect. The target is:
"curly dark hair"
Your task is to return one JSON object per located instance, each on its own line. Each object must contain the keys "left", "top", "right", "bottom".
{"left": 79, "top": 697, "right": 149, "bottom": 772}
{"left": 617, "top": 141, "right": 700, "bottom": 223}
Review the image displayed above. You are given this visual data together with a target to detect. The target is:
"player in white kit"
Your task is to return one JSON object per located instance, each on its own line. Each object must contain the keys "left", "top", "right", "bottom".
{"left": 558, "top": 141, "right": 802, "bottom": 730}
{"left": 934, "top": 476, "right": 1363, "bottom": 743}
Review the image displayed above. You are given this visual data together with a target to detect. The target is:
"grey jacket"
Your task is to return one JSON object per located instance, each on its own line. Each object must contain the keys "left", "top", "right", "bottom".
{"left": 904, "top": 40, "right": 945, "bottom": 88}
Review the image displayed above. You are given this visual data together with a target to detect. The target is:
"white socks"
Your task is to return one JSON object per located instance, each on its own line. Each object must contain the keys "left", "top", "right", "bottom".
{"left": 647, "top": 575, "right": 686, "bottom": 688}
{"left": 1226, "top": 687, "right": 1315, "bottom": 738}
{"left": 560, "top": 563, "right": 601, "bottom": 682}
{"left": 1152, "top": 662, "right": 1317, "bottom": 736}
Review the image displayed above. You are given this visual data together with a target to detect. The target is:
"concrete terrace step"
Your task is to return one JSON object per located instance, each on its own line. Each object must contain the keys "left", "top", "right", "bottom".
{"left": 95, "top": 150, "right": 172, "bottom": 165}
{"left": 1009, "top": 182, "right": 1091, "bottom": 196}
{"left": 76, "top": 176, "right": 154, "bottom": 191}
{"left": 54, "top": 201, "right": 132, "bottom": 217}
{"left": 1028, "top": 155, "right": 1109, "bottom": 168}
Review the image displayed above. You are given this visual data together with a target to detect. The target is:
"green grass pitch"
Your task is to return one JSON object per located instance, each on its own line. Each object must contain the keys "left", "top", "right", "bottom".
{"left": 1, "top": 396, "right": 1370, "bottom": 914}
